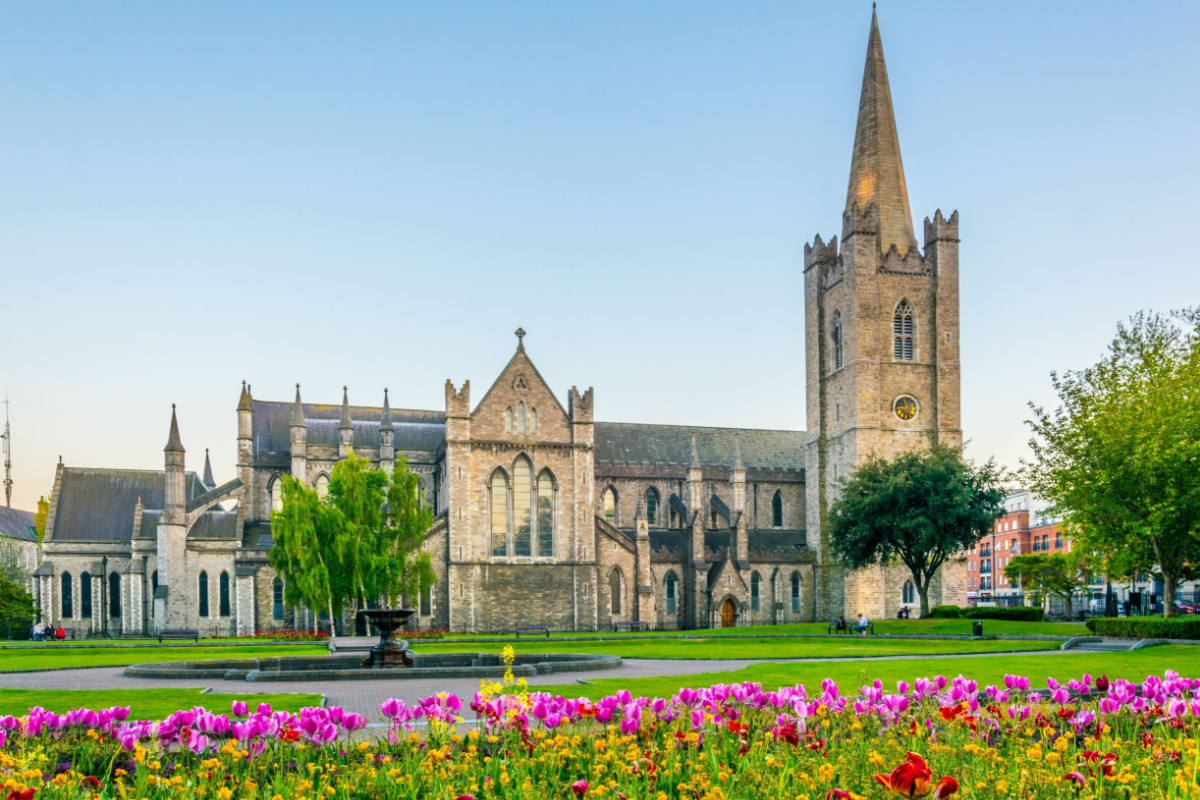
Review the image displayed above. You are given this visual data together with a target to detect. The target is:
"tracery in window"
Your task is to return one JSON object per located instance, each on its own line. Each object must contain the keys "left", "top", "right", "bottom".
{"left": 602, "top": 488, "right": 617, "bottom": 525}
{"left": 513, "top": 456, "right": 532, "bottom": 557}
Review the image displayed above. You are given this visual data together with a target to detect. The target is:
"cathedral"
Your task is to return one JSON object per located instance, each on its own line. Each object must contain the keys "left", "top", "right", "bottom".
{"left": 32, "top": 8, "right": 966, "bottom": 636}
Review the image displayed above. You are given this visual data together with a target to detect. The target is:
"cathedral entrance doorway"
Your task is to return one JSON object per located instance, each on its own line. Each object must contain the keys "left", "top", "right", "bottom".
{"left": 720, "top": 599, "right": 737, "bottom": 628}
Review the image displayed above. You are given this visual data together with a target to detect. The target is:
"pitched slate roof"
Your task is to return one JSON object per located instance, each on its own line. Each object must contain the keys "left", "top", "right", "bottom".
{"left": 251, "top": 400, "right": 444, "bottom": 455}
{"left": 49, "top": 468, "right": 206, "bottom": 542}
{"left": 189, "top": 511, "right": 238, "bottom": 540}
{"left": 594, "top": 423, "right": 804, "bottom": 473}
{"left": 0, "top": 507, "right": 37, "bottom": 543}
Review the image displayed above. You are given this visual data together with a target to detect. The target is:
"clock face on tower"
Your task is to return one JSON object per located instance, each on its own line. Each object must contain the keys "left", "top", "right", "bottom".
{"left": 893, "top": 396, "right": 918, "bottom": 421}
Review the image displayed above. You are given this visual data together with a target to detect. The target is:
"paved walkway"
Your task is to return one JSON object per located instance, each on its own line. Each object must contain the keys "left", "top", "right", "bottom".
{"left": 0, "top": 648, "right": 1075, "bottom": 718}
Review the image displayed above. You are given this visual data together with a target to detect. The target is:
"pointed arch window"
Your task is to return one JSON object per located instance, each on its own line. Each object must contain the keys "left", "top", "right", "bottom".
{"left": 902, "top": 579, "right": 916, "bottom": 605}
{"left": 772, "top": 491, "right": 784, "bottom": 528}
{"left": 530, "top": 408, "right": 538, "bottom": 434}
{"left": 665, "top": 572, "right": 677, "bottom": 614}
{"left": 198, "top": 571, "right": 210, "bottom": 618}
{"left": 893, "top": 300, "right": 915, "bottom": 361}
{"left": 791, "top": 572, "right": 802, "bottom": 612}
{"left": 151, "top": 571, "right": 158, "bottom": 595}
{"left": 272, "top": 577, "right": 284, "bottom": 621}
{"left": 609, "top": 568, "right": 623, "bottom": 615}
{"left": 602, "top": 488, "right": 617, "bottom": 525}
{"left": 751, "top": 572, "right": 761, "bottom": 612}
{"left": 537, "top": 471, "right": 555, "bottom": 557}
{"left": 270, "top": 476, "right": 284, "bottom": 513}
{"left": 513, "top": 456, "right": 533, "bottom": 557}
{"left": 490, "top": 470, "right": 509, "bottom": 557}
{"left": 505, "top": 407, "right": 513, "bottom": 433}
{"left": 831, "top": 310, "right": 844, "bottom": 370}
{"left": 81, "top": 572, "right": 93, "bottom": 618}
{"left": 219, "top": 571, "right": 231, "bottom": 617}
{"left": 518, "top": 403, "right": 527, "bottom": 434}
{"left": 314, "top": 473, "right": 329, "bottom": 499}
{"left": 109, "top": 573, "right": 121, "bottom": 619}
{"left": 61, "top": 572, "right": 73, "bottom": 619}
{"left": 646, "top": 488, "right": 659, "bottom": 526}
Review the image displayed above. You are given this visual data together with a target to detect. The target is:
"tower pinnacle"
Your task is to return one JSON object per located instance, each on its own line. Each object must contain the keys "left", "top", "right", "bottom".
{"left": 164, "top": 404, "right": 185, "bottom": 454}
{"left": 846, "top": 5, "right": 918, "bottom": 254}
{"left": 203, "top": 448, "right": 215, "bottom": 487}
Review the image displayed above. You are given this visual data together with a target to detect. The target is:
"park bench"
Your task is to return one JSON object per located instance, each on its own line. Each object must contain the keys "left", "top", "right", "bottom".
{"left": 514, "top": 625, "right": 550, "bottom": 638}
{"left": 614, "top": 621, "right": 650, "bottom": 632}
{"left": 827, "top": 619, "right": 874, "bottom": 635}
{"left": 158, "top": 629, "right": 200, "bottom": 643}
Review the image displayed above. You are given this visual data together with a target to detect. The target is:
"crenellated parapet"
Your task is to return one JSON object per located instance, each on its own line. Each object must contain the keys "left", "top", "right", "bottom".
{"left": 445, "top": 379, "right": 470, "bottom": 418}
{"left": 923, "top": 209, "right": 960, "bottom": 245}
{"left": 569, "top": 386, "right": 593, "bottom": 423}
{"left": 877, "top": 241, "right": 931, "bottom": 275}
{"left": 803, "top": 233, "right": 839, "bottom": 272}
{"left": 841, "top": 202, "right": 879, "bottom": 242}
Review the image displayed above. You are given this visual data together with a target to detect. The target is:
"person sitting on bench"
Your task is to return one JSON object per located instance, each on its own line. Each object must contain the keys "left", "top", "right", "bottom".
{"left": 855, "top": 613, "right": 870, "bottom": 635}
{"left": 835, "top": 616, "right": 847, "bottom": 633}
{"left": 897, "top": 606, "right": 910, "bottom": 619}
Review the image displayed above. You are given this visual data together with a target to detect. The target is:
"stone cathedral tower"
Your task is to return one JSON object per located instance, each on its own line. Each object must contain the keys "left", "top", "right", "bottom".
{"left": 804, "top": 7, "right": 965, "bottom": 621}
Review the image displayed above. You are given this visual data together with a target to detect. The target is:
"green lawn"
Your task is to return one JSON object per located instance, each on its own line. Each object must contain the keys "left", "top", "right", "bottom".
{"left": 530, "top": 645, "right": 1199, "bottom": 699}
{"left": 0, "top": 645, "right": 328, "bottom": 672}
{"left": 412, "top": 636, "right": 1055, "bottom": 660}
{"left": 0, "top": 688, "right": 323, "bottom": 718}
{"left": 436, "top": 618, "right": 1083, "bottom": 639}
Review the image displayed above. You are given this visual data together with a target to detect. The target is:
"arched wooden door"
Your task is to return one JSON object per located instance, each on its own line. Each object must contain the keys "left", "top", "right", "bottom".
{"left": 720, "top": 599, "right": 737, "bottom": 628}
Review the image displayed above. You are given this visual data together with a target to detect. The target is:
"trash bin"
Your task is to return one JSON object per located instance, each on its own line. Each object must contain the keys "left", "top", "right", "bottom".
{"left": 972, "top": 620, "right": 983, "bottom": 637}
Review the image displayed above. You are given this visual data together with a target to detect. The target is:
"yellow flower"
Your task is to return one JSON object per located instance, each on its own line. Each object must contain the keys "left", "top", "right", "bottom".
{"left": 216, "top": 788, "right": 233, "bottom": 800}
{"left": 818, "top": 764, "right": 835, "bottom": 783}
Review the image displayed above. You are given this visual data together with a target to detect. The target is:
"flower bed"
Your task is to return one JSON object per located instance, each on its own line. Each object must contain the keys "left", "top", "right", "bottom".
{"left": 1, "top": 669, "right": 1198, "bottom": 799}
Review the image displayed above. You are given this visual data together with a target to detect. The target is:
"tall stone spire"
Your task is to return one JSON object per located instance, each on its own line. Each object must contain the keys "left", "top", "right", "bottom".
{"left": 379, "top": 388, "right": 393, "bottom": 431}
{"left": 845, "top": 5, "right": 918, "bottom": 254}
{"left": 164, "top": 405, "right": 185, "bottom": 454}
{"left": 689, "top": 435, "right": 701, "bottom": 470}
{"left": 203, "top": 448, "right": 214, "bottom": 487}
{"left": 237, "top": 380, "right": 252, "bottom": 412}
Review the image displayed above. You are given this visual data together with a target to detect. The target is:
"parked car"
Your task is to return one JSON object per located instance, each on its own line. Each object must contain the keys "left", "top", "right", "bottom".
{"left": 1175, "top": 599, "right": 1197, "bottom": 614}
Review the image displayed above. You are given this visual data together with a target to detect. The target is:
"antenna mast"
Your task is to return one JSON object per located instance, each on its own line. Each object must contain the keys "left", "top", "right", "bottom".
{"left": 1, "top": 395, "right": 10, "bottom": 508}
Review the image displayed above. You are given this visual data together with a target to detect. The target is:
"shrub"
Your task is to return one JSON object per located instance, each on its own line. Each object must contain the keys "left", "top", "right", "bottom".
{"left": 253, "top": 629, "right": 330, "bottom": 642}
{"left": 1086, "top": 616, "right": 1200, "bottom": 639}
{"left": 929, "top": 605, "right": 962, "bottom": 618}
{"left": 963, "top": 606, "right": 1045, "bottom": 622}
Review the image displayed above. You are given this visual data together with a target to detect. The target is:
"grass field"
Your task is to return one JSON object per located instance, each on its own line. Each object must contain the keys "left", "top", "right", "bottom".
{"left": 438, "top": 618, "right": 1084, "bottom": 639}
{"left": 0, "top": 688, "right": 323, "bottom": 718}
{"left": 530, "top": 644, "right": 1198, "bottom": 700}
{"left": 412, "top": 636, "right": 1055, "bottom": 660}
{"left": 0, "top": 644, "right": 328, "bottom": 672}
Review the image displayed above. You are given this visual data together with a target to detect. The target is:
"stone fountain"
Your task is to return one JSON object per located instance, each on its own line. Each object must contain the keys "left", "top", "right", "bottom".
{"left": 360, "top": 607, "right": 415, "bottom": 668}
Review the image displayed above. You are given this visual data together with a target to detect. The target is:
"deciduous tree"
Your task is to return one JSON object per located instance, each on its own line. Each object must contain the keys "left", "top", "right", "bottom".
{"left": 1024, "top": 309, "right": 1200, "bottom": 617}
{"left": 1005, "top": 551, "right": 1091, "bottom": 619}
{"left": 828, "top": 443, "right": 1005, "bottom": 617}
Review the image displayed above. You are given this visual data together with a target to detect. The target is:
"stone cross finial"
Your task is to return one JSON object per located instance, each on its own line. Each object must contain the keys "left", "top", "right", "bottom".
{"left": 515, "top": 327, "right": 526, "bottom": 351}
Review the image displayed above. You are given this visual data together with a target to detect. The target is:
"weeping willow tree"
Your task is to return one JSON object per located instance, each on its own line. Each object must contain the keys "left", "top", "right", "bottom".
{"left": 270, "top": 452, "right": 437, "bottom": 637}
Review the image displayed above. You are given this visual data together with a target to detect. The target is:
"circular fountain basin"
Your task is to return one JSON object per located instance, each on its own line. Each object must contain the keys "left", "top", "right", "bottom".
{"left": 124, "top": 652, "right": 622, "bottom": 682}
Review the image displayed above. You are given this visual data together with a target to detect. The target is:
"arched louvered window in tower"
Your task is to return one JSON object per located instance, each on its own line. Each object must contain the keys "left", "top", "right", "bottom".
{"left": 772, "top": 491, "right": 784, "bottom": 528}
{"left": 831, "top": 310, "right": 844, "bottom": 370}
{"left": 198, "top": 571, "right": 210, "bottom": 618}
{"left": 491, "top": 470, "right": 509, "bottom": 557}
{"left": 893, "top": 300, "right": 915, "bottom": 361}
{"left": 61, "top": 572, "right": 73, "bottom": 619}
{"left": 513, "top": 457, "right": 532, "bottom": 557}
{"left": 751, "top": 572, "right": 761, "bottom": 612}
{"left": 537, "top": 471, "right": 555, "bottom": 557}
{"left": 219, "top": 571, "right": 231, "bottom": 617}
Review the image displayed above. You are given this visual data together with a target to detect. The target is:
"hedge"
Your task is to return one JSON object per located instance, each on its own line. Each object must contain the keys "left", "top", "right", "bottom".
{"left": 963, "top": 606, "right": 1045, "bottom": 622}
{"left": 1086, "top": 616, "right": 1200, "bottom": 640}
{"left": 929, "top": 605, "right": 962, "bottom": 618}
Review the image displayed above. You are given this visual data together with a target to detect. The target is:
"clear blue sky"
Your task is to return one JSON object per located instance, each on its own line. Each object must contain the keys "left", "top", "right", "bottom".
{"left": 3, "top": 2, "right": 1199, "bottom": 510}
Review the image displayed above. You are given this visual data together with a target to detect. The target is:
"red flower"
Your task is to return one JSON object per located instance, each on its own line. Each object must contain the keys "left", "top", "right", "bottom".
{"left": 1096, "top": 674, "right": 1110, "bottom": 692}
{"left": 826, "top": 791, "right": 851, "bottom": 800}
{"left": 453, "top": 796, "right": 476, "bottom": 800}
{"left": 571, "top": 780, "right": 589, "bottom": 797}
{"left": 7, "top": 789, "right": 35, "bottom": 800}
{"left": 1065, "top": 772, "right": 1086, "bottom": 788}
{"left": 774, "top": 724, "right": 800, "bottom": 746}
{"left": 875, "top": 753, "right": 958, "bottom": 799}
{"left": 282, "top": 728, "right": 301, "bottom": 743}
{"left": 80, "top": 778, "right": 101, "bottom": 790}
